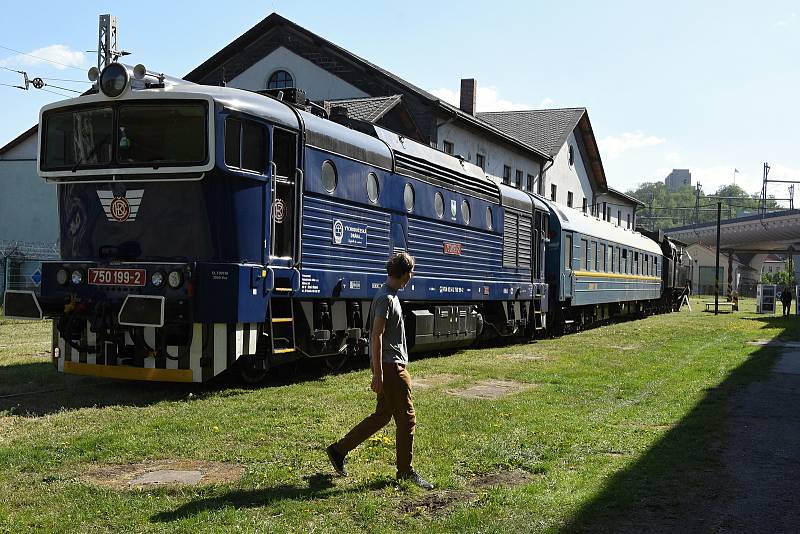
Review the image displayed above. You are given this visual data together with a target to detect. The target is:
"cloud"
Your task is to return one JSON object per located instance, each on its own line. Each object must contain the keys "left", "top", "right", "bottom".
{"left": 775, "top": 12, "right": 797, "bottom": 27}
{"left": 665, "top": 152, "right": 683, "bottom": 165}
{"left": 540, "top": 97, "right": 555, "bottom": 107}
{"left": 430, "top": 85, "right": 533, "bottom": 112}
{"left": 0, "top": 44, "right": 86, "bottom": 71}
{"left": 598, "top": 131, "right": 666, "bottom": 160}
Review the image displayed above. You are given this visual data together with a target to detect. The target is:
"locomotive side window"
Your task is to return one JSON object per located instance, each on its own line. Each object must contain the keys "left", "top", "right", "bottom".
{"left": 224, "top": 117, "right": 267, "bottom": 174}
{"left": 224, "top": 118, "right": 241, "bottom": 168}
{"left": 462, "top": 200, "right": 471, "bottom": 224}
{"left": 242, "top": 122, "right": 267, "bottom": 173}
{"left": 321, "top": 161, "right": 337, "bottom": 192}
{"left": 367, "top": 173, "right": 380, "bottom": 203}
{"left": 435, "top": 192, "right": 444, "bottom": 218}
{"left": 404, "top": 184, "right": 415, "bottom": 212}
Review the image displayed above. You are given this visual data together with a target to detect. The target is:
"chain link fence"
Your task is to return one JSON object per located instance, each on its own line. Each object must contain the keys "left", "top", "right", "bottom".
{"left": 0, "top": 240, "right": 59, "bottom": 304}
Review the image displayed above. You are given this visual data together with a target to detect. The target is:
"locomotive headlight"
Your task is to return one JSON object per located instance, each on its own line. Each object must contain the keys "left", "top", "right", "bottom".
{"left": 56, "top": 269, "right": 69, "bottom": 285}
{"left": 167, "top": 270, "right": 183, "bottom": 289}
{"left": 99, "top": 63, "right": 129, "bottom": 98}
{"left": 151, "top": 271, "right": 165, "bottom": 287}
{"left": 70, "top": 270, "right": 84, "bottom": 285}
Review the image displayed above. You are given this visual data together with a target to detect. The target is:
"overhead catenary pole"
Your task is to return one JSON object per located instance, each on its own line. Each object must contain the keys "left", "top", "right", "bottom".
{"left": 715, "top": 201, "right": 722, "bottom": 315}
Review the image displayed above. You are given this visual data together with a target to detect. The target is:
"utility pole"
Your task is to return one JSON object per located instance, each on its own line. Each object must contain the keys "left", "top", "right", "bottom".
{"left": 715, "top": 201, "right": 722, "bottom": 315}
{"left": 694, "top": 183, "right": 702, "bottom": 224}
{"left": 790, "top": 184, "right": 795, "bottom": 210}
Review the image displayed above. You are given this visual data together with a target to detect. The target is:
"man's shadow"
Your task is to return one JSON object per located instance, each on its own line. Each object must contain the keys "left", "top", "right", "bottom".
{"left": 150, "top": 473, "right": 394, "bottom": 522}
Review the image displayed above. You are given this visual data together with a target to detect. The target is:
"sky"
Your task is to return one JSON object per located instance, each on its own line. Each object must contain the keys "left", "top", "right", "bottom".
{"left": 1, "top": 1, "right": 799, "bottom": 200}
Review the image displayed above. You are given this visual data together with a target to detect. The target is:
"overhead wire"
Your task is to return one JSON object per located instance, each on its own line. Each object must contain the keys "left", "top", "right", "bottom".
{"left": 0, "top": 43, "right": 89, "bottom": 71}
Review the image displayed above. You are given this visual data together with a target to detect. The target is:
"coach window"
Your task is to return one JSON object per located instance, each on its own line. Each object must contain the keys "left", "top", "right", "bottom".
{"left": 602, "top": 243, "right": 608, "bottom": 271}
{"left": 581, "top": 239, "right": 589, "bottom": 270}
{"left": 321, "top": 160, "right": 337, "bottom": 193}
{"left": 634, "top": 251, "right": 639, "bottom": 274}
{"left": 367, "top": 172, "right": 379, "bottom": 203}
{"left": 462, "top": 200, "right": 471, "bottom": 224}
{"left": 592, "top": 241, "right": 598, "bottom": 270}
{"left": 564, "top": 234, "right": 573, "bottom": 270}
{"left": 654, "top": 257, "right": 658, "bottom": 276}
{"left": 486, "top": 207, "right": 493, "bottom": 230}
{"left": 644, "top": 254, "right": 649, "bottom": 276}
{"left": 404, "top": 183, "right": 415, "bottom": 212}
{"left": 434, "top": 192, "right": 444, "bottom": 218}
{"left": 621, "top": 249, "right": 627, "bottom": 273}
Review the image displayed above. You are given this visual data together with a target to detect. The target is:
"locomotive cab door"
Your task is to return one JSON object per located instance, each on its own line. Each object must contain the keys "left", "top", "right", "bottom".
{"left": 270, "top": 128, "right": 299, "bottom": 264}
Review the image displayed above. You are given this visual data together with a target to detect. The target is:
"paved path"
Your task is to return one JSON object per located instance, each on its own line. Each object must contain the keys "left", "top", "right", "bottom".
{"left": 717, "top": 345, "right": 800, "bottom": 532}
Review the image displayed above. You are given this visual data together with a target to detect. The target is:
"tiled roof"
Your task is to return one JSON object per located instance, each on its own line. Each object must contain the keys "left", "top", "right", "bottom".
{"left": 327, "top": 95, "right": 403, "bottom": 123}
{"left": 476, "top": 108, "right": 586, "bottom": 157}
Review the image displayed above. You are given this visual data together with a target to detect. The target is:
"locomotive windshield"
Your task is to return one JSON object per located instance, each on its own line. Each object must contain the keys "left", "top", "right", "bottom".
{"left": 41, "top": 101, "right": 208, "bottom": 172}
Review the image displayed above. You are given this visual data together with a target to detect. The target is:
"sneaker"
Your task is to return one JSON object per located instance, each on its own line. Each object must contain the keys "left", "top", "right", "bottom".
{"left": 397, "top": 469, "right": 434, "bottom": 490}
{"left": 326, "top": 444, "right": 348, "bottom": 477}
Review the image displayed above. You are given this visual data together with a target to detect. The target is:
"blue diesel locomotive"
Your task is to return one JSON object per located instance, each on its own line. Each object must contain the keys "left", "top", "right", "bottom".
{"left": 3, "top": 63, "right": 687, "bottom": 382}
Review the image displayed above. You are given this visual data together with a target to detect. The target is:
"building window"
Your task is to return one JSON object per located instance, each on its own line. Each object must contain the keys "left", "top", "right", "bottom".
{"left": 617, "top": 210, "right": 621, "bottom": 226}
{"left": 537, "top": 176, "right": 544, "bottom": 195}
{"left": 527, "top": 174, "right": 535, "bottom": 192}
{"left": 627, "top": 213, "right": 631, "bottom": 229}
{"left": 569, "top": 144, "right": 575, "bottom": 166}
{"left": 551, "top": 184, "right": 557, "bottom": 202}
{"left": 503, "top": 165, "right": 511, "bottom": 185}
{"left": 515, "top": 170, "right": 523, "bottom": 188}
{"left": 603, "top": 202, "right": 607, "bottom": 221}
{"left": 267, "top": 69, "right": 294, "bottom": 89}
{"left": 443, "top": 140, "right": 454, "bottom": 155}
{"left": 567, "top": 191, "right": 573, "bottom": 208}
{"left": 476, "top": 153, "right": 485, "bottom": 170}
{"left": 582, "top": 198, "right": 587, "bottom": 213}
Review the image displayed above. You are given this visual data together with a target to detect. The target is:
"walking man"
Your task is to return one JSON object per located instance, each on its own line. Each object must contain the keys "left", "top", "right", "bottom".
{"left": 326, "top": 252, "right": 433, "bottom": 489}
{"left": 781, "top": 286, "right": 793, "bottom": 316}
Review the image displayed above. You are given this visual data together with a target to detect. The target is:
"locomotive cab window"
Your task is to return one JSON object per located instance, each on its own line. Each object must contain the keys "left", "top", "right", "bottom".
{"left": 42, "top": 101, "right": 208, "bottom": 172}
{"left": 224, "top": 117, "right": 267, "bottom": 174}
{"left": 321, "top": 161, "right": 337, "bottom": 192}
{"left": 367, "top": 173, "right": 380, "bottom": 203}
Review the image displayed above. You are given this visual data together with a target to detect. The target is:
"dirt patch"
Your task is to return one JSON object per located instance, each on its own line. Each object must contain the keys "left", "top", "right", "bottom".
{"left": 398, "top": 490, "right": 478, "bottom": 516}
{"left": 608, "top": 345, "right": 640, "bottom": 351}
{"left": 82, "top": 459, "right": 244, "bottom": 488}
{"left": 412, "top": 374, "right": 461, "bottom": 391}
{"left": 447, "top": 379, "right": 534, "bottom": 400}
{"left": 469, "top": 468, "right": 536, "bottom": 489}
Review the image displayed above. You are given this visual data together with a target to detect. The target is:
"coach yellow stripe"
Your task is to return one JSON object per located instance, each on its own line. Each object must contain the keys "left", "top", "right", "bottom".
{"left": 572, "top": 271, "right": 661, "bottom": 281}
{"left": 63, "top": 361, "right": 194, "bottom": 382}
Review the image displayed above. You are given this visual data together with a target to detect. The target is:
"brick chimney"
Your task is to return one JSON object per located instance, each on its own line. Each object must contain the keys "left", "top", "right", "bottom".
{"left": 460, "top": 78, "right": 477, "bottom": 115}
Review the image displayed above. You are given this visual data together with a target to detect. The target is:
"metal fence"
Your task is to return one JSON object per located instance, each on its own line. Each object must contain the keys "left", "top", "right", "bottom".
{"left": 0, "top": 241, "right": 59, "bottom": 304}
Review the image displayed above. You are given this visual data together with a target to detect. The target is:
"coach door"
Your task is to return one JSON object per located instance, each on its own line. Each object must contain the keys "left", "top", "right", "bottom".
{"left": 270, "top": 128, "right": 299, "bottom": 263}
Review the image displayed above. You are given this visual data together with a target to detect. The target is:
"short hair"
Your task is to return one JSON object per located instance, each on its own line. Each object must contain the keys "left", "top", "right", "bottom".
{"left": 386, "top": 252, "right": 415, "bottom": 278}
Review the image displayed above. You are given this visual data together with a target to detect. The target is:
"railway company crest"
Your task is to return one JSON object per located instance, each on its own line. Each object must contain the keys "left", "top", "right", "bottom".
{"left": 97, "top": 189, "right": 144, "bottom": 222}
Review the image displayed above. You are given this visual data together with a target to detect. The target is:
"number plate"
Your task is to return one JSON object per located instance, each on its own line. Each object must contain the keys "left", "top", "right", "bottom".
{"left": 88, "top": 268, "right": 146, "bottom": 287}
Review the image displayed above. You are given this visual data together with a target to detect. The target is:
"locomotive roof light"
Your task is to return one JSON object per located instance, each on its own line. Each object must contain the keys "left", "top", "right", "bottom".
{"left": 99, "top": 63, "right": 129, "bottom": 98}
{"left": 87, "top": 67, "right": 99, "bottom": 82}
{"left": 133, "top": 64, "right": 147, "bottom": 80}
{"left": 56, "top": 269, "right": 69, "bottom": 285}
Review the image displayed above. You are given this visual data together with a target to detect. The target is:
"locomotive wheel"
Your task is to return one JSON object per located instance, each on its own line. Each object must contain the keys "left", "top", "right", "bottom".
{"left": 324, "top": 353, "right": 348, "bottom": 372}
{"left": 237, "top": 355, "right": 269, "bottom": 384}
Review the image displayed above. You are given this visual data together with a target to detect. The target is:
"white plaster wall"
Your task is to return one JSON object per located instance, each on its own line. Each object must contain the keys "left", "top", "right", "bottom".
{"left": 542, "top": 131, "right": 594, "bottom": 209}
{"left": 436, "top": 122, "right": 541, "bottom": 189}
{"left": 228, "top": 46, "right": 368, "bottom": 101}
{"left": 595, "top": 193, "right": 636, "bottom": 228}
{"left": 0, "top": 133, "right": 37, "bottom": 160}
{"left": 0, "top": 160, "right": 58, "bottom": 244}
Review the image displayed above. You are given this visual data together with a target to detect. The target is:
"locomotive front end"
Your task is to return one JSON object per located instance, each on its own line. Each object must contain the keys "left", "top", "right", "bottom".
{"left": 3, "top": 62, "right": 262, "bottom": 382}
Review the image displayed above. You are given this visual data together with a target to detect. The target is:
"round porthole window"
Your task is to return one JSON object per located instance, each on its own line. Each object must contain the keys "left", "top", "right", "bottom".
{"left": 434, "top": 192, "right": 444, "bottom": 218}
{"left": 321, "top": 160, "right": 337, "bottom": 193}
{"left": 367, "top": 172, "right": 379, "bottom": 203}
{"left": 486, "top": 207, "right": 493, "bottom": 230}
{"left": 404, "top": 183, "right": 415, "bottom": 212}
{"left": 462, "top": 200, "right": 471, "bottom": 224}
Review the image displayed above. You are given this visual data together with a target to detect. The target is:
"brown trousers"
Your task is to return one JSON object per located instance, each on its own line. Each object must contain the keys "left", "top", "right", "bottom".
{"left": 333, "top": 363, "right": 416, "bottom": 473}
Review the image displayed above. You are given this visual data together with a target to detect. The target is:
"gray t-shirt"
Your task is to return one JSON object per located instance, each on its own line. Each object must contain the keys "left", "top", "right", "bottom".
{"left": 371, "top": 283, "right": 408, "bottom": 365}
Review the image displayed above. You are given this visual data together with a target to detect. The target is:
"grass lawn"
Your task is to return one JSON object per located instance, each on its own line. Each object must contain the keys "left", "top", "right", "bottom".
{"left": 0, "top": 298, "right": 796, "bottom": 533}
